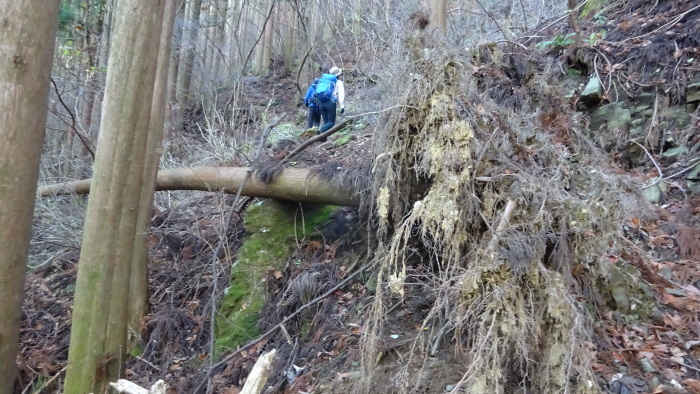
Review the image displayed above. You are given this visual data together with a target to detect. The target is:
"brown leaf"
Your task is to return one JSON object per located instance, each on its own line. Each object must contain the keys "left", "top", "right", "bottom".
{"left": 677, "top": 225, "right": 700, "bottom": 260}
{"left": 661, "top": 292, "right": 700, "bottom": 312}
{"left": 335, "top": 372, "right": 350, "bottom": 382}
{"left": 638, "top": 350, "right": 655, "bottom": 359}
{"left": 663, "top": 313, "right": 684, "bottom": 329}
{"left": 670, "top": 346, "right": 687, "bottom": 358}
{"left": 653, "top": 343, "right": 670, "bottom": 354}
{"left": 683, "top": 379, "right": 700, "bottom": 394}
{"left": 649, "top": 234, "right": 674, "bottom": 248}
{"left": 305, "top": 240, "right": 322, "bottom": 253}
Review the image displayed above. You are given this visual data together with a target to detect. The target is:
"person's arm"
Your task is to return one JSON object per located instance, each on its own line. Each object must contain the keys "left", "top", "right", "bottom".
{"left": 336, "top": 81, "right": 345, "bottom": 109}
{"left": 304, "top": 86, "right": 314, "bottom": 106}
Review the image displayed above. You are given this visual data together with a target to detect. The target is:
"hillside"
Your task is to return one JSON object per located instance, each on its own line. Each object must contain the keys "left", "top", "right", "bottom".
{"left": 20, "top": 0, "right": 700, "bottom": 393}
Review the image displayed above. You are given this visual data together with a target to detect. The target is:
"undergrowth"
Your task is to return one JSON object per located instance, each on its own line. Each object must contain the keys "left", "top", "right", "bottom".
{"left": 359, "top": 27, "right": 651, "bottom": 394}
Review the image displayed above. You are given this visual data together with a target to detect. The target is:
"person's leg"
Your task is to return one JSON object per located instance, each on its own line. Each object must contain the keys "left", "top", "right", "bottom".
{"left": 312, "top": 106, "right": 321, "bottom": 127}
{"left": 318, "top": 101, "right": 337, "bottom": 133}
{"left": 327, "top": 101, "right": 336, "bottom": 129}
{"left": 306, "top": 106, "right": 315, "bottom": 128}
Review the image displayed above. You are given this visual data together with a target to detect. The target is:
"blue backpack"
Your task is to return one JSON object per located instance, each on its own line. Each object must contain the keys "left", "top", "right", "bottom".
{"left": 314, "top": 73, "right": 337, "bottom": 103}
{"left": 304, "top": 78, "right": 320, "bottom": 106}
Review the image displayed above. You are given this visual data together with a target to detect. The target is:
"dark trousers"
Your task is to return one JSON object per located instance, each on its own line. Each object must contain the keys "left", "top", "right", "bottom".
{"left": 306, "top": 105, "right": 320, "bottom": 128}
{"left": 318, "top": 100, "right": 337, "bottom": 133}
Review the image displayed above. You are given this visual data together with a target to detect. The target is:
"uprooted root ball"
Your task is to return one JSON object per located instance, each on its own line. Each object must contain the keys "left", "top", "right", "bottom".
{"left": 359, "top": 40, "right": 648, "bottom": 393}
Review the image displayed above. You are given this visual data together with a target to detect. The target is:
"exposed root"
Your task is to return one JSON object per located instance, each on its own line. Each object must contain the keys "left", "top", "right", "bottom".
{"left": 359, "top": 32, "right": 651, "bottom": 393}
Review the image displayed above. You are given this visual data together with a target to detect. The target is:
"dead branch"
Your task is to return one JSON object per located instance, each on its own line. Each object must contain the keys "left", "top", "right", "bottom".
{"left": 630, "top": 140, "right": 663, "bottom": 189}
{"left": 486, "top": 199, "right": 517, "bottom": 254}
{"left": 22, "top": 366, "right": 67, "bottom": 394}
{"left": 295, "top": 46, "right": 314, "bottom": 97}
{"left": 50, "top": 78, "right": 96, "bottom": 159}
{"left": 282, "top": 119, "right": 353, "bottom": 164}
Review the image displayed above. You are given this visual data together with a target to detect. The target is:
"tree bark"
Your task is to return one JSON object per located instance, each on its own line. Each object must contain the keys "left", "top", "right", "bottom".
{"left": 254, "top": 0, "right": 275, "bottom": 76}
{"left": 211, "top": 0, "right": 226, "bottom": 84}
{"left": 63, "top": 0, "right": 165, "bottom": 392}
{"left": 168, "top": 1, "right": 185, "bottom": 112}
{"left": 0, "top": 2, "right": 59, "bottom": 391}
{"left": 128, "top": 0, "right": 177, "bottom": 352}
{"left": 261, "top": 4, "right": 274, "bottom": 75}
{"left": 281, "top": 2, "right": 294, "bottom": 72}
{"left": 253, "top": 0, "right": 266, "bottom": 75}
{"left": 175, "top": 0, "right": 202, "bottom": 120}
{"left": 567, "top": 0, "right": 583, "bottom": 47}
{"left": 427, "top": 0, "right": 447, "bottom": 32}
{"left": 501, "top": 0, "right": 514, "bottom": 41}
{"left": 40, "top": 167, "right": 361, "bottom": 207}
{"left": 78, "top": 0, "right": 105, "bottom": 137}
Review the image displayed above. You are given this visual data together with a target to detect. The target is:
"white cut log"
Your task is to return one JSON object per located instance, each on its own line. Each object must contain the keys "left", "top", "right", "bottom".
{"left": 109, "top": 379, "right": 167, "bottom": 394}
{"left": 109, "top": 380, "right": 147, "bottom": 394}
{"left": 149, "top": 380, "right": 167, "bottom": 394}
{"left": 241, "top": 349, "right": 277, "bottom": 394}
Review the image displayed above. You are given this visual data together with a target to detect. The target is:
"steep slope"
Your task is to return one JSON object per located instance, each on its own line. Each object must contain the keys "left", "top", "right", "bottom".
{"left": 20, "top": 1, "right": 700, "bottom": 393}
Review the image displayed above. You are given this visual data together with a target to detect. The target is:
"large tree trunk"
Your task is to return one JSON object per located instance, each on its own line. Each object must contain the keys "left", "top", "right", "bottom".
{"left": 79, "top": 0, "right": 105, "bottom": 138}
{"left": 261, "top": 4, "right": 274, "bottom": 75}
{"left": 280, "top": 2, "right": 294, "bottom": 72}
{"left": 128, "top": 0, "right": 177, "bottom": 352}
{"left": 254, "top": 0, "right": 275, "bottom": 76}
{"left": 168, "top": 1, "right": 185, "bottom": 107}
{"left": 0, "top": 2, "right": 59, "bottom": 391}
{"left": 98, "top": 0, "right": 115, "bottom": 63}
{"left": 39, "top": 167, "right": 361, "bottom": 207}
{"left": 211, "top": 0, "right": 226, "bottom": 85}
{"left": 63, "top": 0, "right": 165, "bottom": 392}
{"left": 175, "top": 0, "right": 202, "bottom": 128}
{"left": 426, "top": 0, "right": 447, "bottom": 32}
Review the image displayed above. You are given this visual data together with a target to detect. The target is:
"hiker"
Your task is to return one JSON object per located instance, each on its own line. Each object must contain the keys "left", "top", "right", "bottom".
{"left": 315, "top": 66, "right": 345, "bottom": 140}
{"left": 303, "top": 77, "right": 321, "bottom": 129}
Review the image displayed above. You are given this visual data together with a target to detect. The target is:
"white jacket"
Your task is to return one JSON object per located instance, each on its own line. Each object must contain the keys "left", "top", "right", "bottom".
{"left": 333, "top": 80, "right": 345, "bottom": 109}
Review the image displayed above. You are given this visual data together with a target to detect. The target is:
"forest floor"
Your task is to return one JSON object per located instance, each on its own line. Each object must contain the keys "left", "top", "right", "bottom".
{"left": 19, "top": 1, "right": 700, "bottom": 393}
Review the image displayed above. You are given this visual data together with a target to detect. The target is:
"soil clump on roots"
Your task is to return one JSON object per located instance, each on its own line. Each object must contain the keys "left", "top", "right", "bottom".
{"left": 358, "top": 32, "right": 652, "bottom": 394}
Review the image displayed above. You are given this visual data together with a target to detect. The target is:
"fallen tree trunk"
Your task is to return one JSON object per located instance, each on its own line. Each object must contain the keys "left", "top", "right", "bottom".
{"left": 39, "top": 167, "right": 360, "bottom": 207}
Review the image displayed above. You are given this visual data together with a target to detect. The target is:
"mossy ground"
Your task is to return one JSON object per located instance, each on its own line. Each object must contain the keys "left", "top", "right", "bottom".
{"left": 215, "top": 199, "right": 339, "bottom": 353}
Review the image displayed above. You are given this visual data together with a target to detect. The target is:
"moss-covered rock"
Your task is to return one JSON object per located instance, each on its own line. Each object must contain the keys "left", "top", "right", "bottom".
{"left": 597, "top": 259, "right": 654, "bottom": 320}
{"left": 332, "top": 130, "right": 355, "bottom": 147}
{"left": 215, "top": 199, "right": 339, "bottom": 352}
